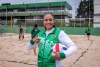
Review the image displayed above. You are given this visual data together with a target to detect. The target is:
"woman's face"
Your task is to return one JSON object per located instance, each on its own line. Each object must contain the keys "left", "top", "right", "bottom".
{"left": 43, "top": 14, "right": 55, "bottom": 30}
{"left": 20, "top": 26, "right": 22, "bottom": 28}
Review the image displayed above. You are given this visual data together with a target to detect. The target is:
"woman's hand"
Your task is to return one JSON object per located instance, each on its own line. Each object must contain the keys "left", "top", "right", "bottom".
{"left": 33, "top": 35, "right": 40, "bottom": 43}
{"left": 52, "top": 52, "right": 61, "bottom": 60}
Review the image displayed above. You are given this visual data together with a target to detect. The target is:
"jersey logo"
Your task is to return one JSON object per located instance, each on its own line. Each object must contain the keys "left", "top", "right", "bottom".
{"left": 35, "top": 30, "right": 37, "bottom": 31}
{"left": 51, "top": 34, "right": 56, "bottom": 38}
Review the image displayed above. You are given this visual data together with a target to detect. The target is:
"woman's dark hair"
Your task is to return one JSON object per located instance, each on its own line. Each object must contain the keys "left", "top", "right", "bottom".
{"left": 20, "top": 25, "right": 21, "bottom": 27}
{"left": 43, "top": 12, "right": 55, "bottom": 28}
{"left": 32, "top": 24, "right": 38, "bottom": 31}
{"left": 43, "top": 12, "right": 55, "bottom": 20}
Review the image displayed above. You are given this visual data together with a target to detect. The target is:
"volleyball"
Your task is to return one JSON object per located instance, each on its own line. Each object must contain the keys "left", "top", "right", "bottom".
{"left": 51, "top": 43, "right": 67, "bottom": 57}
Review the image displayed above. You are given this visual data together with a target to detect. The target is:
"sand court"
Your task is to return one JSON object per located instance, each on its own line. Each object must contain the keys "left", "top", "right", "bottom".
{"left": 0, "top": 34, "right": 100, "bottom": 67}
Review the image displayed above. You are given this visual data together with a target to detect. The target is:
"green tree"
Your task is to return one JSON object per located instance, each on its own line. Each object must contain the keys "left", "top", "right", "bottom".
{"left": 83, "top": 22, "right": 88, "bottom": 27}
{"left": 76, "top": 0, "right": 94, "bottom": 18}
{"left": 90, "top": 22, "right": 93, "bottom": 27}
{"left": 61, "top": 22, "right": 67, "bottom": 27}
{"left": 76, "top": 0, "right": 94, "bottom": 26}
{"left": 69, "top": 22, "right": 72, "bottom": 27}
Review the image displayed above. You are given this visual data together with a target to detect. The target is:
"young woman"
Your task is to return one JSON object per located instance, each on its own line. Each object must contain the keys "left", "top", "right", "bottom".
{"left": 26, "top": 12, "right": 77, "bottom": 67}
{"left": 31, "top": 24, "right": 40, "bottom": 55}
{"left": 86, "top": 26, "right": 91, "bottom": 40}
{"left": 18, "top": 25, "right": 24, "bottom": 40}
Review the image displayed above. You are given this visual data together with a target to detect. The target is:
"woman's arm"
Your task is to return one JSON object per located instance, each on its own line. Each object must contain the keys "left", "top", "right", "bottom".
{"left": 31, "top": 34, "right": 32, "bottom": 38}
{"left": 59, "top": 31, "right": 77, "bottom": 58}
{"left": 26, "top": 35, "right": 40, "bottom": 50}
{"left": 26, "top": 41, "right": 38, "bottom": 50}
{"left": 22, "top": 27, "right": 24, "bottom": 33}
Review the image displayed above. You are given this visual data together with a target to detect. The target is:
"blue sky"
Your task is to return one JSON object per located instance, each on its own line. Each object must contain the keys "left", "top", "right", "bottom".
{"left": 0, "top": 0, "right": 81, "bottom": 18}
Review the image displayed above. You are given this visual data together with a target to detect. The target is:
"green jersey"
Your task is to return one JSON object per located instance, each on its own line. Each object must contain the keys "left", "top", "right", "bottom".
{"left": 28, "top": 28, "right": 77, "bottom": 67}
{"left": 38, "top": 28, "right": 61, "bottom": 67}
{"left": 86, "top": 28, "right": 91, "bottom": 33}
{"left": 31, "top": 28, "right": 40, "bottom": 38}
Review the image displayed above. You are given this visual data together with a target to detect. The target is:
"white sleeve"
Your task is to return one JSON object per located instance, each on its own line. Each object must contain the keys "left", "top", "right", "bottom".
{"left": 26, "top": 41, "right": 37, "bottom": 50}
{"left": 59, "top": 31, "right": 77, "bottom": 57}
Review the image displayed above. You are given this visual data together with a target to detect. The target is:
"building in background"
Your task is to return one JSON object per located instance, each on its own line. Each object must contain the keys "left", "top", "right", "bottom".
{"left": 94, "top": 0, "right": 100, "bottom": 28}
{"left": 0, "top": 1, "right": 72, "bottom": 26}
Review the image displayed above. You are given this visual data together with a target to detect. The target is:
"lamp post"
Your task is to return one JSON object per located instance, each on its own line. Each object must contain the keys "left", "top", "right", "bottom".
{"left": 61, "top": 1, "right": 62, "bottom": 27}
{"left": 89, "top": 0, "right": 90, "bottom": 27}
{"left": 80, "top": 16, "right": 81, "bottom": 27}
{"left": 36, "top": 0, "right": 37, "bottom": 24}
{"left": 48, "top": 0, "right": 49, "bottom": 12}
{"left": 25, "top": 2, "right": 26, "bottom": 27}
{"left": 74, "top": 0, "right": 76, "bottom": 27}
{"left": 5, "top": 7, "right": 7, "bottom": 25}
{"left": 10, "top": 13, "right": 13, "bottom": 38}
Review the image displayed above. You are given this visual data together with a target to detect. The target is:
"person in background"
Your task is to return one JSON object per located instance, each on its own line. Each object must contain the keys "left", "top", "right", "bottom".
{"left": 86, "top": 26, "right": 91, "bottom": 40}
{"left": 18, "top": 25, "right": 24, "bottom": 40}
{"left": 31, "top": 24, "right": 40, "bottom": 55}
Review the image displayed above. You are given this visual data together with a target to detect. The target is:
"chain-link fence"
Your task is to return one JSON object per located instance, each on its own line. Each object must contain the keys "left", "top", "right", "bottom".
{"left": 0, "top": 19, "right": 7, "bottom": 35}
{"left": 69, "top": 18, "right": 93, "bottom": 27}
{"left": 11, "top": 18, "right": 94, "bottom": 27}
{"left": 13, "top": 19, "right": 68, "bottom": 27}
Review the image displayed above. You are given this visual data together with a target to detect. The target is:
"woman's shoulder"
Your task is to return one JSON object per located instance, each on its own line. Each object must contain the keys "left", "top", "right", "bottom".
{"left": 55, "top": 28, "right": 62, "bottom": 32}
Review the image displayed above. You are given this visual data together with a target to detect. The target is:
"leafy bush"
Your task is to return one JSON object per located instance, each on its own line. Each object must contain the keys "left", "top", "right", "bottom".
{"left": 61, "top": 22, "right": 67, "bottom": 27}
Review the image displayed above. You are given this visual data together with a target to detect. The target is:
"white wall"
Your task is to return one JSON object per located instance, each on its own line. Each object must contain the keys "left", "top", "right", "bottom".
{"left": 93, "top": 24, "right": 100, "bottom": 28}
{"left": 94, "top": 16, "right": 100, "bottom": 22}
{"left": 65, "top": 7, "right": 70, "bottom": 13}
{"left": 65, "top": 16, "right": 69, "bottom": 26}
{"left": 14, "top": 9, "right": 18, "bottom": 13}
{"left": 94, "top": 0, "right": 100, "bottom": 28}
{"left": 93, "top": 16, "right": 100, "bottom": 28}
{"left": 94, "top": 5, "right": 100, "bottom": 14}
{"left": 65, "top": 16, "right": 69, "bottom": 22}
